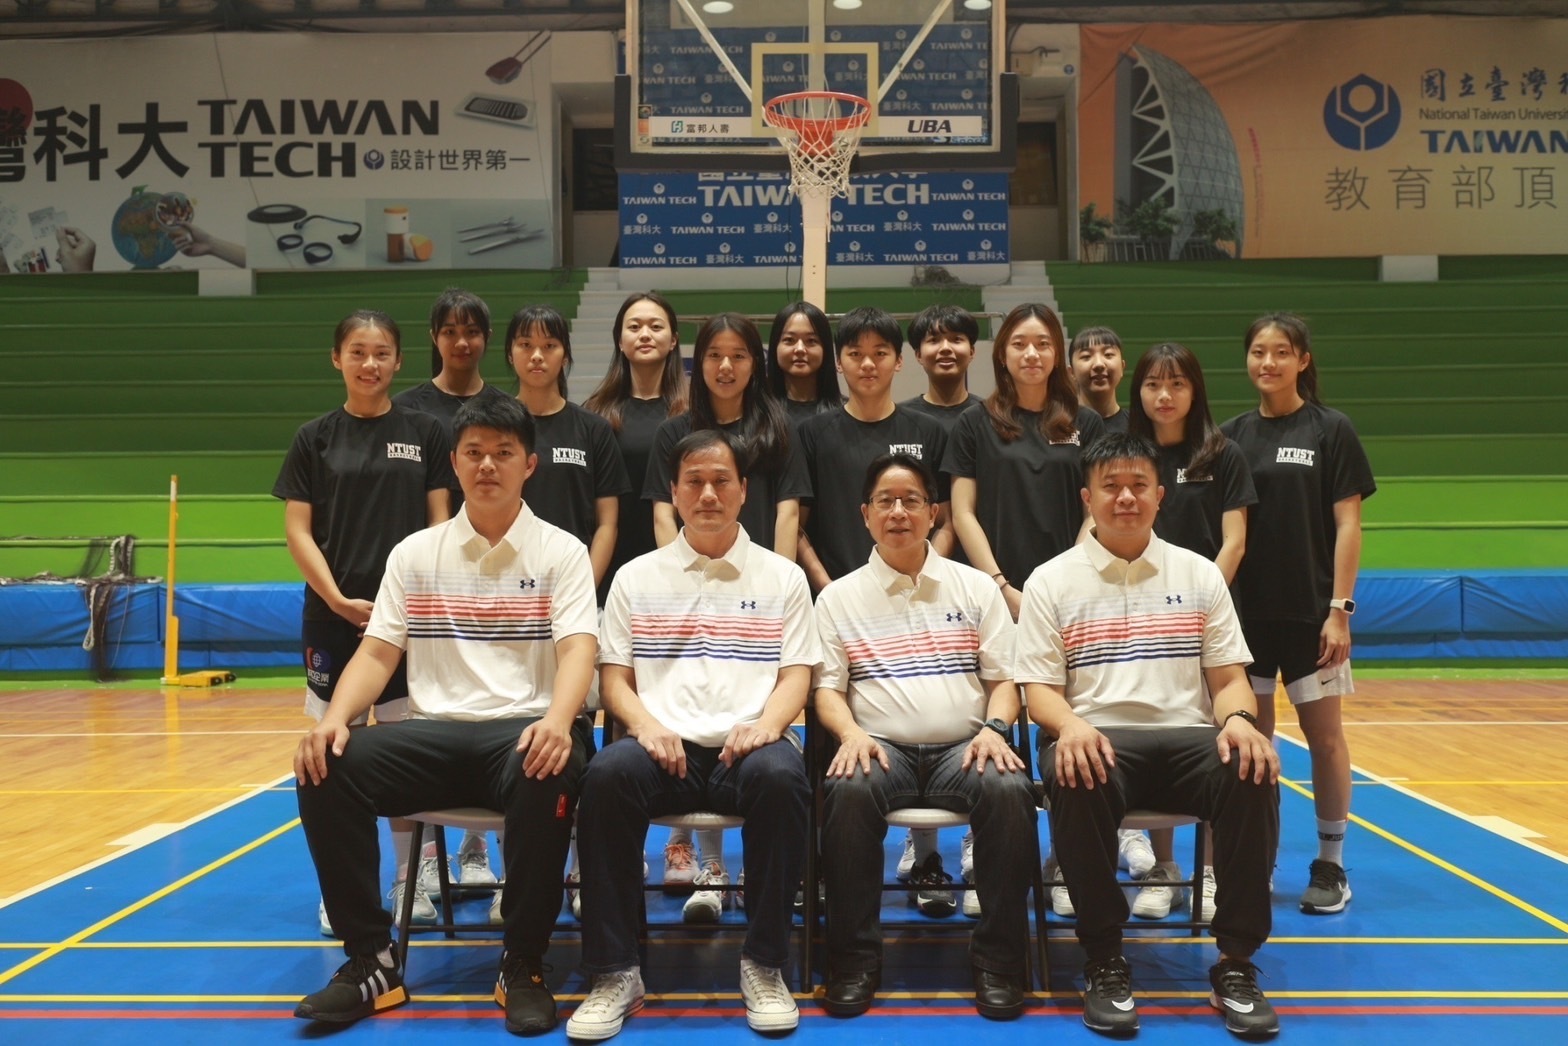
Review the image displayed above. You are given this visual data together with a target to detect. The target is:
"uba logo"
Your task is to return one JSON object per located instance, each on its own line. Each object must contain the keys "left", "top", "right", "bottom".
{"left": 1323, "top": 74, "right": 1401, "bottom": 150}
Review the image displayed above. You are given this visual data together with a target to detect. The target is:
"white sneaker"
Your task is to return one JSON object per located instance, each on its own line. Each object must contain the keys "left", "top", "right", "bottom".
{"left": 1117, "top": 830, "right": 1157, "bottom": 878}
{"left": 389, "top": 879, "right": 436, "bottom": 924}
{"left": 1197, "top": 866, "right": 1216, "bottom": 922}
{"left": 317, "top": 898, "right": 336, "bottom": 938}
{"left": 458, "top": 834, "right": 497, "bottom": 885}
{"left": 662, "top": 839, "right": 698, "bottom": 888}
{"left": 682, "top": 860, "right": 728, "bottom": 923}
{"left": 1131, "top": 862, "right": 1184, "bottom": 919}
{"left": 417, "top": 849, "right": 443, "bottom": 897}
{"left": 895, "top": 831, "right": 917, "bottom": 881}
{"left": 959, "top": 829, "right": 980, "bottom": 916}
{"left": 1044, "top": 856, "right": 1074, "bottom": 917}
{"left": 568, "top": 869, "right": 582, "bottom": 919}
{"left": 489, "top": 887, "right": 504, "bottom": 925}
{"left": 566, "top": 968, "right": 645, "bottom": 1040}
{"left": 739, "top": 957, "right": 799, "bottom": 1032}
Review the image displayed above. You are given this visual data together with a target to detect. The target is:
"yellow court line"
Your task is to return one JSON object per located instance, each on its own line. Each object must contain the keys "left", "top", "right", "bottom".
{"left": 1370, "top": 781, "right": 1568, "bottom": 787}
{"left": 0, "top": 788, "right": 259, "bottom": 796}
{"left": 1278, "top": 776, "right": 1568, "bottom": 935}
{"left": 0, "top": 819, "right": 301, "bottom": 989}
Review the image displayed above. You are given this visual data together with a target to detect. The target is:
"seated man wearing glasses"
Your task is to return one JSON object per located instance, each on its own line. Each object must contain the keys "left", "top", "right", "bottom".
{"left": 814, "top": 453, "right": 1037, "bottom": 1020}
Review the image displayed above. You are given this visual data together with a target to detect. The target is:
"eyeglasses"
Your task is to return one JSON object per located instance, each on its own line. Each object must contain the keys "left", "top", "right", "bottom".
{"left": 870, "top": 493, "right": 929, "bottom": 511}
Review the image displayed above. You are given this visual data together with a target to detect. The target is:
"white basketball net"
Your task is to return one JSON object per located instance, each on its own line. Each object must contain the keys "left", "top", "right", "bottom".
{"left": 763, "top": 92, "right": 870, "bottom": 201}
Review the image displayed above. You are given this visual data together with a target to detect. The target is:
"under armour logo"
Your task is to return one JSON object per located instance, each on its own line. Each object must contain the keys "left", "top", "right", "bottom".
{"left": 740, "top": 600, "right": 757, "bottom": 609}
{"left": 1166, "top": 594, "right": 1182, "bottom": 604}
{"left": 945, "top": 612, "right": 964, "bottom": 622}
{"left": 519, "top": 579, "right": 537, "bottom": 589}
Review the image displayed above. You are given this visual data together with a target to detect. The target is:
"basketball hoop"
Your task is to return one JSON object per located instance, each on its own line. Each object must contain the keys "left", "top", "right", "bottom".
{"left": 762, "top": 91, "right": 871, "bottom": 200}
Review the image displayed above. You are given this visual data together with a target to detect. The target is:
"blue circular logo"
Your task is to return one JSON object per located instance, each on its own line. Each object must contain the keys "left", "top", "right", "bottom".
{"left": 364, "top": 149, "right": 385, "bottom": 170}
{"left": 1323, "top": 74, "right": 1401, "bottom": 150}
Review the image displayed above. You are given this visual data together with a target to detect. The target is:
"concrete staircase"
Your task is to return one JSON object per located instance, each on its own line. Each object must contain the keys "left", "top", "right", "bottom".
{"left": 568, "top": 267, "right": 628, "bottom": 400}
{"left": 980, "top": 260, "right": 1062, "bottom": 336}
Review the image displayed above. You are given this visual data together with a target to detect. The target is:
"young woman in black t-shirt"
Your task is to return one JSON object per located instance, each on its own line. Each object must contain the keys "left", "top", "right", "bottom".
{"left": 583, "top": 293, "right": 689, "bottom": 597}
{"left": 505, "top": 305, "right": 630, "bottom": 593}
{"left": 945, "top": 302, "right": 1104, "bottom": 620}
{"left": 1222, "top": 313, "right": 1376, "bottom": 916}
{"left": 766, "top": 300, "right": 842, "bottom": 429}
{"left": 1125, "top": 341, "right": 1259, "bottom": 919}
{"left": 273, "top": 310, "right": 453, "bottom": 935}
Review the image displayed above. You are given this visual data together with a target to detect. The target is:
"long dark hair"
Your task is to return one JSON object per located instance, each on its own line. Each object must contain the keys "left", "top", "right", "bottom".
{"left": 690, "top": 312, "right": 789, "bottom": 474}
{"left": 1245, "top": 312, "right": 1322, "bottom": 406}
{"left": 583, "top": 291, "right": 688, "bottom": 430}
{"left": 504, "top": 304, "right": 572, "bottom": 400}
{"left": 983, "top": 303, "right": 1078, "bottom": 443}
{"left": 765, "top": 301, "right": 841, "bottom": 412}
{"left": 427, "top": 287, "right": 490, "bottom": 379}
{"left": 1127, "top": 342, "right": 1228, "bottom": 480}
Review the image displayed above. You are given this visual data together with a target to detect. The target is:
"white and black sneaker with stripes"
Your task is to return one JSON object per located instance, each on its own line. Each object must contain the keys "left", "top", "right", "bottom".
{"left": 294, "top": 951, "right": 407, "bottom": 1024}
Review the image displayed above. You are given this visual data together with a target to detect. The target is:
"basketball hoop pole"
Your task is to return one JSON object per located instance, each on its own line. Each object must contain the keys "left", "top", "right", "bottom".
{"left": 800, "top": 192, "right": 830, "bottom": 310}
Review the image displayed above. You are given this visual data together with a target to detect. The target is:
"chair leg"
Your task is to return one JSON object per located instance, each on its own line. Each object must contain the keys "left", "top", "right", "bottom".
{"left": 1191, "top": 822, "right": 1208, "bottom": 936}
{"left": 396, "top": 820, "right": 425, "bottom": 972}
{"left": 1030, "top": 825, "right": 1051, "bottom": 992}
{"left": 433, "top": 827, "right": 459, "bottom": 939}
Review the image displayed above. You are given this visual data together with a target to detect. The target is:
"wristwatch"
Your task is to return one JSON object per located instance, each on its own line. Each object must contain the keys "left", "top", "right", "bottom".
{"left": 983, "top": 717, "right": 1011, "bottom": 737}
{"left": 1224, "top": 709, "right": 1259, "bottom": 729}
{"left": 1329, "top": 597, "right": 1356, "bottom": 614}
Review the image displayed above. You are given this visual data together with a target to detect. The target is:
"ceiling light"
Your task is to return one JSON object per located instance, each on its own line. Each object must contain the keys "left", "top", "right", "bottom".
{"left": 832, "top": 0, "right": 864, "bottom": 10}
{"left": 702, "top": 1, "right": 734, "bottom": 13}
{"left": 963, "top": 0, "right": 993, "bottom": 10}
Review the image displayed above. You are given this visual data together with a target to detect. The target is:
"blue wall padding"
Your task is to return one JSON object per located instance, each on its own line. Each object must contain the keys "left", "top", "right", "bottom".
{"left": 1355, "top": 572, "right": 1464, "bottom": 639}
{"left": 3, "top": 572, "right": 1566, "bottom": 671}
{"left": 1462, "top": 570, "right": 1568, "bottom": 637}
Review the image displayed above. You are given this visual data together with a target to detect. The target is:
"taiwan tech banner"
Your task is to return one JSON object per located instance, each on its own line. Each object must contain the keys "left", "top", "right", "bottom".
{"left": 0, "top": 33, "right": 557, "bottom": 274}
{"left": 1077, "top": 17, "right": 1568, "bottom": 258}
{"left": 618, "top": 171, "right": 1010, "bottom": 272}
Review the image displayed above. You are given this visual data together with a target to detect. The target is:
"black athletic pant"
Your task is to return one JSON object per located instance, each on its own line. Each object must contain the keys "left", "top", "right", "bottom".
{"left": 297, "top": 716, "right": 589, "bottom": 960}
{"left": 1042, "top": 725, "right": 1278, "bottom": 963}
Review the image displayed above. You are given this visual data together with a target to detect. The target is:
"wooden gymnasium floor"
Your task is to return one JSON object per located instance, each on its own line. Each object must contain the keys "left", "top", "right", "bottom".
{"left": 2, "top": 674, "right": 1567, "bottom": 1043}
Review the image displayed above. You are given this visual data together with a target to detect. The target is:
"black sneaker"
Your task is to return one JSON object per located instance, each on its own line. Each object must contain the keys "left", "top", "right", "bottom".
{"left": 294, "top": 951, "right": 407, "bottom": 1023}
{"left": 907, "top": 851, "right": 957, "bottom": 918}
{"left": 1081, "top": 955, "right": 1138, "bottom": 1035}
{"left": 1299, "top": 859, "right": 1352, "bottom": 914}
{"left": 1208, "top": 958, "right": 1280, "bottom": 1037}
{"left": 495, "top": 952, "right": 557, "bottom": 1035}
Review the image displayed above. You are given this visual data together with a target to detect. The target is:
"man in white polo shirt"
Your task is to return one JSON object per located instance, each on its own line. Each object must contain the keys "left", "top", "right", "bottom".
{"left": 814, "top": 452, "right": 1037, "bottom": 1020}
{"left": 569, "top": 429, "right": 820, "bottom": 1041}
{"left": 292, "top": 396, "right": 597, "bottom": 1036}
{"left": 1015, "top": 431, "right": 1281, "bottom": 1038}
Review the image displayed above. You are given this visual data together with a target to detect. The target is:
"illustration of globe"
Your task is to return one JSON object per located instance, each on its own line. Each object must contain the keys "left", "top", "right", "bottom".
{"left": 110, "top": 189, "right": 177, "bottom": 269}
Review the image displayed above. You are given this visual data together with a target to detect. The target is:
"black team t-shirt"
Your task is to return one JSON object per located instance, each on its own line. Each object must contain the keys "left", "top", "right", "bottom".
{"left": 943, "top": 404, "right": 1105, "bottom": 588}
{"left": 899, "top": 393, "right": 984, "bottom": 434}
{"left": 392, "top": 381, "right": 512, "bottom": 511}
{"left": 783, "top": 397, "right": 838, "bottom": 433}
{"left": 524, "top": 402, "right": 631, "bottom": 548}
{"left": 1222, "top": 402, "right": 1376, "bottom": 625}
{"left": 643, "top": 414, "right": 811, "bottom": 555}
{"left": 798, "top": 406, "right": 949, "bottom": 581}
{"left": 1099, "top": 409, "right": 1130, "bottom": 435}
{"left": 602, "top": 397, "right": 671, "bottom": 598}
{"left": 1152, "top": 439, "right": 1257, "bottom": 563}
{"left": 272, "top": 405, "right": 454, "bottom": 621}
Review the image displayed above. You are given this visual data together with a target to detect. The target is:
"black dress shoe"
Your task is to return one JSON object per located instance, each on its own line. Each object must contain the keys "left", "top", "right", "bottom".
{"left": 973, "top": 966, "right": 1026, "bottom": 1020}
{"left": 821, "top": 969, "right": 880, "bottom": 1016}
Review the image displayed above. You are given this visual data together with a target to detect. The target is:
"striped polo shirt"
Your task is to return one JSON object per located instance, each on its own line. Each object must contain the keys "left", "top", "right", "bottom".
{"left": 1015, "top": 532, "right": 1250, "bottom": 729}
{"left": 368, "top": 501, "right": 598, "bottom": 721}
{"left": 816, "top": 543, "right": 1015, "bottom": 745}
{"left": 600, "top": 527, "right": 820, "bottom": 748}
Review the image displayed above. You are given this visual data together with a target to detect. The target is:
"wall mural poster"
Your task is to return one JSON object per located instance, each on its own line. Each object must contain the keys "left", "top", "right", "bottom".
{"left": 0, "top": 33, "right": 557, "bottom": 274}
{"left": 1077, "top": 17, "right": 1568, "bottom": 259}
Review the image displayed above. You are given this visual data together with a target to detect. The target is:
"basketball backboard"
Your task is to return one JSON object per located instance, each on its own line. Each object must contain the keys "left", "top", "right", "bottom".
{"left": 619, "top": 0, "right": 1015, "bottom": 172}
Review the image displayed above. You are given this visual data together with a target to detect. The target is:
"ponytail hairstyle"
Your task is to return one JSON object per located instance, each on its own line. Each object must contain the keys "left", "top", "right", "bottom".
{"left": 983, "top": 302, "right": 1078, "bottom": 443}
{"left": 583, "top": 291, "right": 689, "bottom": 430}
{"left": 690, "top": 312, "right": 790, "bottom": 475}
{"left": 1244, "top": 312, "right": 1321, "bottom": 406}
{"left": 1127, "top": 342, "right": 1228, "bottom": 480}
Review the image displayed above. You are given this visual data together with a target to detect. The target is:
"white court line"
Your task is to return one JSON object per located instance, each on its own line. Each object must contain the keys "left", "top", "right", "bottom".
{"left": 1276, "top": 733, "right": 1568, "bottom": 868}
{"left": 0, "top": 772, "right": 297, "bottom": 908}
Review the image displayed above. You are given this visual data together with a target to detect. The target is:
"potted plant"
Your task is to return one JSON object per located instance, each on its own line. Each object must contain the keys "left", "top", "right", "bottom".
{"left": 1078, "top": 202, "right": 1114, "bottom": 262}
